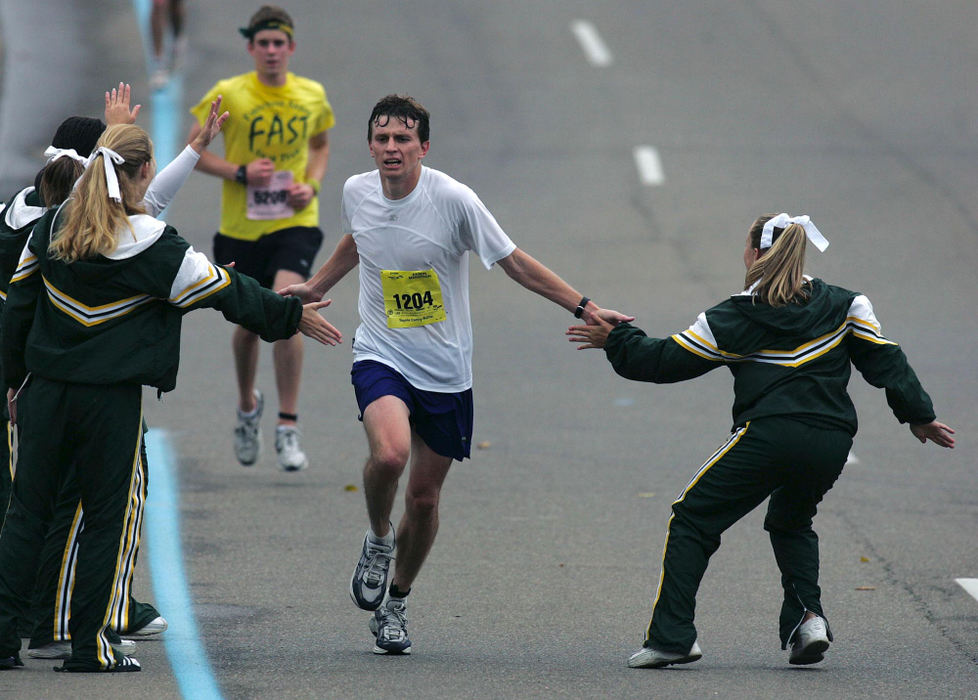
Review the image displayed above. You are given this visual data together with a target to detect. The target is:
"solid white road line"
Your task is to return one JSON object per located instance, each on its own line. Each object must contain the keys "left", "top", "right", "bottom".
{"left": 571, "top": 20, "right": 613, "bottom": 67}
{"left": 634, "top": 146, "right": 665, "bottom": 186}
{"left": 955, "top": 578, "right": 978, "bottom": 603}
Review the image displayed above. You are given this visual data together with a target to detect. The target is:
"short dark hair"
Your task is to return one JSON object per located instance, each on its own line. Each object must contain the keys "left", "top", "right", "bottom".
{"left": 51, "top": 116, "right": 106, "bottom": 158}
{"left": 368, "top": 95, "right": 430, "bottom": 144}
{"left": 241, "top": 5, "right": 294, "bottom": 40}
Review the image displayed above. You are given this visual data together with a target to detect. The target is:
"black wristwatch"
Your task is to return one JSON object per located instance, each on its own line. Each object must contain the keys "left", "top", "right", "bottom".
{"left": 574, "top": 296, "right": 590, "bottom": 318}
{"left": 235, "top": 164, "right": 247, "bottom": 185}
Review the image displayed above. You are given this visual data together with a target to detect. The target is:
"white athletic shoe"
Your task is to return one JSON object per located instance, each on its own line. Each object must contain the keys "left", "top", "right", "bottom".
{"left": 628, "top": 640, "right": 702, "bottom": 668}
{"left": 27, "top": 638, "right": 136, "bottom": 659}
{"left": 125, "top": 616, "right": 168, "bottom": 638}
{"left": 789, "top": 615, "right": 829, "bottom": 665}
{"left": 275, "top": 425, "right": 308, "bottom": 472}
{"left": 234, "top": 390, "right": 263, "bottom": 466}
{"left": 369, "top": 597, "right": 412, "bottom": 655}
{"left": 148, "top": 66, "right": 170, "bottom": 91}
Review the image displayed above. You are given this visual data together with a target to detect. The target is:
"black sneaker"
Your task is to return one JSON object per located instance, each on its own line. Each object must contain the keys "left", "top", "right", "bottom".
{"left": 369, "top": 598, "right": 412, "bottom": 655}
{"left": 56, "top": 655, "right": 141, "bottom": 673}
{"left": 0, "top": 653, "right": 24, "bottom": 670}
{"left": 349, "top": 529, "right": 395, "bottom": 611}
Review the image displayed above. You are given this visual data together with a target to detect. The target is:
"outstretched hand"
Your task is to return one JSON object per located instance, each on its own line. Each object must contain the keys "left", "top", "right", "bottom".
{"left": 278, "top": 281, "right": 322, "bottom": 304}
{"left": 567, "top": 310, "right": 616, "bottom": 350}
{"left": 190, "top": 95, "right": 230, "bottom": 153}
{"left": 909, "top": 420, "right": 955, "bottom": 448}
{"left": 588, "top": 307, "right": 634, "bottom": 326}
{"left": 297, "top": 299, "right": 342, "bottom": 346}
{"left": 104, "top": 82, "right": 141, "bottom": 125}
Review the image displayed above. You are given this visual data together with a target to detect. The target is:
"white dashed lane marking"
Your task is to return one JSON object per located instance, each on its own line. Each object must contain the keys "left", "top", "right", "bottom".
{"left": 955, "top": 578, "right": 978, "bottom": 603}
{"left": 634, "top": 146, "right": 665, "bottom": 186}
{"left": 571, "top": 20, "right": 613, "bottom": 67}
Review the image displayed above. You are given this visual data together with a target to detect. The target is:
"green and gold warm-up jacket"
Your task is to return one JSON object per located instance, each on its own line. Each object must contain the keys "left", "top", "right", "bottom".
{"left": 604, "top": 278, "right": 935, "bottom": 435}
{"left": 2, "top": 205, "right": 303, "bottom": 393}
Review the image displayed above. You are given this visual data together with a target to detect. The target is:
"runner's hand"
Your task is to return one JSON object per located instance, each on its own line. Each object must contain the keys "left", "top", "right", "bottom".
{"left": 190, "top": 95, "right": 229, "bottom": 153}
{"left": 909, "top": 420, "right": 955, "bottom": 448}
{"left": 297, "top": 299, "right": 342, "bottom": 346}
{"left": 278, "top": 282, "right": 321, "bottom": 304}
{"left": 588, "top": 307, "right": 634, "bottom": 326}
{"left": 246, "top": 159, "right": 276, "bottom": 187}
{"left": 286, "top": 182, "right": 315, "bottom": 210}
{"left": 104, "top": 82, "right": 141, "bottom": 125}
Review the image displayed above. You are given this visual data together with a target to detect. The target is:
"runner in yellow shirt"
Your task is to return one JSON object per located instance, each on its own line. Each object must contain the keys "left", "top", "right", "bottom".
{"left": 188, "top": 5, "right": 335, "bottom": 471}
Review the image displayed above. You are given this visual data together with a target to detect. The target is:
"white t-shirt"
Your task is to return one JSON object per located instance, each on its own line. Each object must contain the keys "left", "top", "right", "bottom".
{"left": 344, "top": 166, "right": 517, "bottom": 392}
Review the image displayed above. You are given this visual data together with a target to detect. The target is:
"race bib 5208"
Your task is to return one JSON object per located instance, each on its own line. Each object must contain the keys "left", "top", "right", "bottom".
{"left": 246, "top": 170, "right": 295, "bottom": 220}
{"left": 380, "top": 269, "right": 447, "bottom": 329}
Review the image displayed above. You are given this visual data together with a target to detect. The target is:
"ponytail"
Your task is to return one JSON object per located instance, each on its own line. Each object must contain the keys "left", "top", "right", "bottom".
{"left": 744, "top": 215, "right": 809, "bottom": 307}
{"left": 52, "top": 124, "right": 152, "bottom": 262}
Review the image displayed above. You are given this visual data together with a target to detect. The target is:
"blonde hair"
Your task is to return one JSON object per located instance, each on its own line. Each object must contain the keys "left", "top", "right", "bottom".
{"left": 744, "top": 214, "right": 809, "bottom": 307}
{"left": 51, "top": 124, "right": 152, "bottom": 262}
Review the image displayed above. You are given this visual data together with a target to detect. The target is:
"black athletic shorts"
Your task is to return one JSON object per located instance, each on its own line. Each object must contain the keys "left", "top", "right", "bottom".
{"left": 213, "top": 226, "right": 323, "bottom": 289}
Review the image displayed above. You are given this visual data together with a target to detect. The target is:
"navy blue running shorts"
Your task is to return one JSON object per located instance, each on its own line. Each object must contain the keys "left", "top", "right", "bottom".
{"left": 351, "top": 360, "right": 473, "bottom": 461}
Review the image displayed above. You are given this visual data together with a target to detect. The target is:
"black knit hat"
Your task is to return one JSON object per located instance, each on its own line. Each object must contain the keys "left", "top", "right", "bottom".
{"left": 50, "top": 116, "right": 107, "bottom": 158}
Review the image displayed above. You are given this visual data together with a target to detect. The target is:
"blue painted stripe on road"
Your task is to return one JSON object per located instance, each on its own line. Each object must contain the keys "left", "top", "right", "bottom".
{"left": 133, "top": 0, "right": 181, "bottom": 169}
{"left": 145, "top": 429, "right": 223, "bottom": 700}
{"left": 133, "top": 0, "right": 220, "bottom": 696}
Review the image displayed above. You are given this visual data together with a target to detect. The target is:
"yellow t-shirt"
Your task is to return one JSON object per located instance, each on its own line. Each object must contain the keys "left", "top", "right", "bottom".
{"left": 190, "top": 72, "right": 335, "bottom": 241}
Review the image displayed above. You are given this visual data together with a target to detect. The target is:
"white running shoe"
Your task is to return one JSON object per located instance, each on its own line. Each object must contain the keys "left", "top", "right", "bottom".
{"left": 234, "top": 390, "right": 263, "bottom": 466}
{"left": 126, "top": 616, "right": 168, "bottom": 638}
{"left": 148, "top": 66, "right": 170, "bottom": 91}
{"left": 275, "top": 425, "right": 308, "bottom": 472}
{"left": 369, "top": 597, "right": 412, "bottom": 655}
{"left": 628, "top": 640, "right": 702, "bottom": 668}
{"left": 28, "top": 638, "right": 136, "bottom": 659}
{"left": 789, "top": 615, "right": 829, "bottom": 665}
{"left": 350, "top": 529, "right": 395, "bottom": 611}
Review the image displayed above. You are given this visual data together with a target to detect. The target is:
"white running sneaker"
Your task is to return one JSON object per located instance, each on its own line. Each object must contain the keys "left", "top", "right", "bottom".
{"left": 369, "top": 597, "right": 412, "bottom": 655}
{"left": 350, "top": 529, "right": 395, "bottom": 611}
{"left": 275, "top": 425, "right": 308, "bottom": 472}
{"left": 28, "top": 638, "right": 136, "bottom": 659}
{"left": 148, "top": 66, "right": 170, "bottom": 91}
{"left": 125, "top": 616, "right": 168, "bottom": 638}
{"left": 789, "top": 615, "right": 829, "bottom": 665}
{"left": 628, "top": 640, "right": 702, "bottom": 668}
{"left": 234, "top": 390, "right": 263, "bottom": 466}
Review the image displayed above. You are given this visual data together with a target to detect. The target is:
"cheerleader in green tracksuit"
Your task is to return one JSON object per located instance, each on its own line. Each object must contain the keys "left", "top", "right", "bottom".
{"left": 0, "top": 96, "right": 209, "bottom": 657}
{"left": 0, "top": 119, "right": 341, "bottom": 672}
{"left": 568, "top": 213, "right": 954, "bottom": 669}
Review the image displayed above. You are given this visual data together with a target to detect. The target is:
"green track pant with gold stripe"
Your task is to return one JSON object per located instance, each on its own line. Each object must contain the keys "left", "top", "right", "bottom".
{"left": 0, "top": 377, "right": 147, "bottom": 671}
{"left": 25, "top": 451, "right": 160, "bottom": 647}
{"left": 642, "top": 416, "right": 851, "bottom": 654}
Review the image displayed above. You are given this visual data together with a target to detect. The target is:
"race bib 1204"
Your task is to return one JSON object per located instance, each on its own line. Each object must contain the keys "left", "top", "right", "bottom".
{"left": 380, "top": 269, "right": 447, "bottom": 328}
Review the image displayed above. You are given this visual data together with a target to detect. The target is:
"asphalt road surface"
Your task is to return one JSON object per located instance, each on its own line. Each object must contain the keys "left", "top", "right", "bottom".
{"left": 0, "top": 1, "right": 975, "bottom": 698}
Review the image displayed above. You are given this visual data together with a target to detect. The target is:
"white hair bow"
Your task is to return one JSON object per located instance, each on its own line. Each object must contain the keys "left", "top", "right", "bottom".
{"left": 760, "top": 213, "right": 829, "bottom": 252}
{"left": 43, "top": 146, "right": 89, "bottom": 165}
{"left": 86, "top": 146, "right": 126, "bottom": 202}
